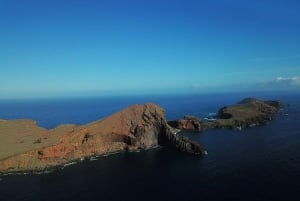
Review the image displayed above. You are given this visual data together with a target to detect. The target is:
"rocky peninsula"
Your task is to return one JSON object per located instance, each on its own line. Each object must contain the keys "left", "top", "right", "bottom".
{"left": 0, "top": 98, "right": 282, "bottom": 174}
{"left": 0, "top": 103, "right": 203, "bottom": 174}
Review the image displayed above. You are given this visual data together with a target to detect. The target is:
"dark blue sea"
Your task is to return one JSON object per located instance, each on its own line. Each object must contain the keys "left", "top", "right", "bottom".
{"left": 0, "top": 92, "right": 300, "bottom": 201}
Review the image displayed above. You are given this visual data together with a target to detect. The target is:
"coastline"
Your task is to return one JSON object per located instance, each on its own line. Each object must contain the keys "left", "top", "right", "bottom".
{"left": 0, "top": 97, "right": 282, "bottom": 174}
{"left": 0, "top": 103, "right": 203, "bottom": 174}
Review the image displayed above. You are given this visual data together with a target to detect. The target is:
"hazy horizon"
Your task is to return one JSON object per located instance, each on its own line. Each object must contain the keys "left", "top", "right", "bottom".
{"left": 1, "top": 0, "right": 299, "bottom": 99}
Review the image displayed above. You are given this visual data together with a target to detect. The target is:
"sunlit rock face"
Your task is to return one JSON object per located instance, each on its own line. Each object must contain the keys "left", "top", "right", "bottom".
{"left": 0, "top": 103, "right": 203, "bottom": 173}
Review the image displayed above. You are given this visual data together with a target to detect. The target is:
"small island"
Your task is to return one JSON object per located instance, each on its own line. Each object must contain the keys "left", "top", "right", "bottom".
{"left": 170, "top": 97, "right": 282, "bottom": 131}
{"left": 204, "top": 97, "right": 282, "bottom": 130}
{"left": 0, "top": 98, "right": 282, "bottom": 174}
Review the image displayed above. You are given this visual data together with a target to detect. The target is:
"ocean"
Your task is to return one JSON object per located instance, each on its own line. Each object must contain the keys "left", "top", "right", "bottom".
{"left": 0, "top": 91, "right": 299, "bottom": 201}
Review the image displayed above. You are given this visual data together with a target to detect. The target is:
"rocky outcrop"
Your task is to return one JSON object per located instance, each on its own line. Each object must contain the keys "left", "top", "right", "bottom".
{"left": 168, "top": 115, "right": 202, "bottom": 131}
{"left": 0, "top": 103, "right": 203, "bottom": 174}
{"left": 204, "top": 97, "right": 282, "bottom": 130}
{"left": 163, "top": 127, "right": 204, "bottom": 155}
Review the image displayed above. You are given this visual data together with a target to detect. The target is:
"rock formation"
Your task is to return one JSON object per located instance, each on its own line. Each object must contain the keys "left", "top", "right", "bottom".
{"left": 0, "top": 97, "right": 282, "bottom": 174}
{"left": 163, "top": 127, "right": 203, "bottom": 154}
{"left": 0, "top": 103, "right": 203, "bottom": 174}
{"left": 168, "top": 115, "right": 202, "bottom": 131}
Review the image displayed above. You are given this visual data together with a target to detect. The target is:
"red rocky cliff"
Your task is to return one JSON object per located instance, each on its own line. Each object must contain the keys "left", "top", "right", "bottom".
{"left": 0, "top": 103, "right": 203, "bottom": 173}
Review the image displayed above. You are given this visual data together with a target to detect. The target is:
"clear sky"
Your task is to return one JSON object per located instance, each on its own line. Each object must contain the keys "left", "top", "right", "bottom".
{"left": 0, "top": 0, "right": 299, "bottom": 98}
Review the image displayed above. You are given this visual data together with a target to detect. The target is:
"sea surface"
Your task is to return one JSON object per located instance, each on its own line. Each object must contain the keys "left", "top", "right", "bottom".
{"left": 0, "top": 92, "right": 300, "bottom": 201}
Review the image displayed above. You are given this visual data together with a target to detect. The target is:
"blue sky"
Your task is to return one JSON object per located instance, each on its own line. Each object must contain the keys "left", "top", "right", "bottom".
{"left": 0, "top": 0, "right": 299, "bottom": 98}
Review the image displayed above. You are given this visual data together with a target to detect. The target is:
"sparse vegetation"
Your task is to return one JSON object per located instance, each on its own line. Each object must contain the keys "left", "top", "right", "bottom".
{"left": 33, "top": 138, "right": 42, "bottom": 144}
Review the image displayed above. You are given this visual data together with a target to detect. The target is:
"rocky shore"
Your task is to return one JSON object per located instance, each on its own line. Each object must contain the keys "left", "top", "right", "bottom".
{"left": 0, "top": 97, "right": 282, "bottom": 174}
{"left": 0, "top": 103, "right": 204, "bottom": 174}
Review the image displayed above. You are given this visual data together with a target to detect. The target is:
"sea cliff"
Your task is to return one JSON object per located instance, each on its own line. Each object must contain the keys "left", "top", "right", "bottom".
{"left": 0, "top": 98, "right": 282, "bottom": 174}
{"left": 0, "top": 103, "right": 203, "bottom": 174}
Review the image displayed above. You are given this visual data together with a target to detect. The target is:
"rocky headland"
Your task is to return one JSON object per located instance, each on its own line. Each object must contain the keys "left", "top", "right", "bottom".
{"left": 0, "top": 103, "right": 203, "bottom": 174}
{"left": 0, "top": 97, "right": 282, "bottom": 174}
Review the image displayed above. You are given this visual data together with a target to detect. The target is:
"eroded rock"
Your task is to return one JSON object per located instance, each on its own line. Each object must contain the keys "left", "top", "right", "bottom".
{"left": 0, "top": 103, "right": 204, "bottom": 173}
{"left": 168, "top": 115, "right": 202, "bottom": 131}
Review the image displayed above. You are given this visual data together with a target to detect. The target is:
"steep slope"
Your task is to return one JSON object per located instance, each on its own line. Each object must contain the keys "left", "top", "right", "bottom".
{"left": 0, "top": 103, "right": 203, "bottom": 173}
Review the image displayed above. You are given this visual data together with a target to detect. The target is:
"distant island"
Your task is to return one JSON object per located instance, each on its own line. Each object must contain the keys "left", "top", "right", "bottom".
{"left": 169, "top": 97, "right": 282, "bottom": 131}
{"left": 0, "top": 98, "right": 281, "bottom": 174}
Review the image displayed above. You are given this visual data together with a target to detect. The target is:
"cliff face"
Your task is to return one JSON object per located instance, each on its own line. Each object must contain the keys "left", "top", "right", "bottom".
{"left": 163, "top": 127, "right": 204, "bottom": 155}
{"left": 0, "top": 103, "right": 203, "bottom": 173}
{"left": 0, "top": 98, "right": 282, "bottom": 173}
